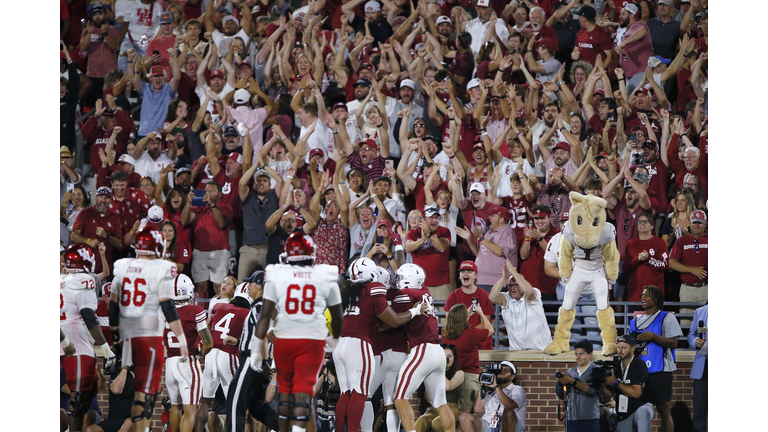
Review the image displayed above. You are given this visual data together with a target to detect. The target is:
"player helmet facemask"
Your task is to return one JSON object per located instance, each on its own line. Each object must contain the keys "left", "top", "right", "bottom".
{"left": 395, "top": 263, "right": 426, "bottom": 290}
{"left": 133, "top": 227, "right": 166, "bottom": 257}
{"left": 64, "top": 243, "right": 97, "bottom": 273}
{"left": 283, "top": 232, "right": 316, "bottom": 263}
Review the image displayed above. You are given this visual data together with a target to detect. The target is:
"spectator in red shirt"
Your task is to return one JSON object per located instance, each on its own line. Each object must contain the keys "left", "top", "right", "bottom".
{"left": 70, "top": 187, "right": 124, "bottom": 273}
{"left": 622, "top": 212, "right": 668, "bottom": 303}
{"left": 345, "top": 139, "right": 389, "bottom": 183}
{"left": 572, "top": 6, "right": 613, "bottom": 68}
{"left": 406, "top": 207, "right": 452, "bottom": 302}
{"left": 145, "top": 12, "right": 178, "bottom": 79}
{"left": 182, "top": 181, "right": 233, "bottom": 295}
{"left": 78, "top": 2, "right": 120, "bottom": 108}
{"left": 444, "top": 261, "right": 495, "bottom": 350}
{"left": 108, "top": 170, "right": 152, "bottom": 240}
{"left": 667, "top": 121, "right": 707, "bottom": 201}
{"left": 82, "top": 106, "right": 132, "bottom": 169}
{"left": 669, "top": 209, "right": 707, "bottom": 326}
{"left": 518, "top": 205, "right": 560, "bottom": 302}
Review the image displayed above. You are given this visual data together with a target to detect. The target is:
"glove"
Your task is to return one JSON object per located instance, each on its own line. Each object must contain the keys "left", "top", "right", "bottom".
{"left": 250, "top": 337, "right": 264, "bottom": 372}
{"left": 111, "top": 329, "right": 121, "bottom": 345}
{"left": 325, "top": 336, "right": 339, "bottom": 353}
{"left": 673, "top": 225, "right": 683, "bottom": 239}
{"left": 102, "top": 343, "right": 118, "bottom": 374}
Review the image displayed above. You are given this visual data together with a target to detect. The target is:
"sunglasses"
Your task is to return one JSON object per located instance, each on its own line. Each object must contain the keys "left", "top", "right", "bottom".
{"left": 623, "top": 218, "right": 630, "bottom": 231}
{"left": 414, "top": 123, "right": 426, "bottom": 127}
{"left": 637, "top": 220, "right": 651, "bottom": 225}
{"left": 693, "top": 239, "right": 699, "bottom": 251}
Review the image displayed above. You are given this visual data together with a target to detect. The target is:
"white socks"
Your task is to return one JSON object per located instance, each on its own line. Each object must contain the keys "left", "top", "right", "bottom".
{"left": 387, "top": 409, "right": 402, "bottom": 432}
{"left": 362, "top": 401, "right": 375, "bottom": 432}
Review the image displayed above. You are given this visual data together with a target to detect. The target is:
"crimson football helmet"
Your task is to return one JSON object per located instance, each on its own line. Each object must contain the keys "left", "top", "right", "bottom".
{"left": 63, "top": 244, "right": 96, "bottom": 273}
{"left": 282, "top": 232, "right": 315, "bottom": 263}
{"left": 133, "top": 227, "right": 165, "bottom": 257}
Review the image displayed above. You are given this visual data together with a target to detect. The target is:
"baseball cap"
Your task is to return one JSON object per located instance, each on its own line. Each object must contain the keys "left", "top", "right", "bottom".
{"left": 147, "top": 205, "right": 165, "bottom": 223}
{"left": 118, "top": 154, "right": 136, "bottom": 165}
{"left": 623, "top": 3, "right": 638, "bottom": 15}
{"left": 532, "top": 208, "right": 551, "bottom": 218}
{"left": 553, "top": 142, "right": 571, "bottom": 153}
{"left": 243, "top": 270, "right": 265, "bottom": 284}
{"left": 658, "top": 0, "right": 673, "bottom": 5}
{"left": 534, "top": 38, "right": 557, "bottom": 52}
{"left": 234, "top": 89, "right": 251, "bottom": 104}
{"left": 361, "top": 139, "right": 379, "bottom": 152}
{"left": 595, "top": 151, "right": 610, "bottom": 160}
{"left": 354, "top": 78, "right": 372, "bottom": 88}
{"left": 690, "top": 210, "right": 707, "bottom": 223}
{"left": 576, "top": 5, "right": 596, "bottom": 20}
{"left": 160, "top": 11, "right": 174, "bottom": 24}
{"left": 228, "top": 152, "right": 244, "bottom": 164}
{"left": 60, "top": 146, "right": 74, "bottom": 158}
{"left": 653, "top": 55, "right": 671, "bottom": 65}
{"left": 309, "top": 148, "right": 325, "bottom": 159}
{"left": 358, "top": 63, "right": 374, "bottom": 73}
{"left": 617, "top": 334, "right": 638, "bottom": 346}
{"left": 488, "top": 205, "right": 509, "bottom": 219}
{"left": 467, "top": 78, "right": 481, "bottom": 90}
{"left": 391, "top": 16, "right": 407, "bottom": 27}
{"left": 253, "top": 169, "right": 269, "bottom": 179}
{"left": 472, "top": 142, "right": 486, "bottom": 152}
{"left": 377, "top": 218, "right": 393, "bottom": 230}
{"left": 477, "top": 0, "right": 490, "bottom": 7}
{"left": 210, "top": 70, "right": 226, "bottom": 79}
{"left": 90, "top": 1, "right": 106, "bottom": 13}
{"left": 332, "top": 102, "right": 348, "bottom": 112}
{"left": 642, "top": 140, "right": 659, "bottom": 151}
{"left": 469, "top": 183, "right": 485, "bottom": 194}
{"left": 500, "top": 361, "right": 517, "bottom": 375}
{"left": 222, "top": 15, "right": 240, "bottom": 28}
{"left": 400, "top": 79, "right": 415, "bottom": 90}
{"left": 424, "top": 207, "right": 441, "bottom": 217}
{"left": 436, "top": 16, "right": 452, "bottom": 26}
{"left": 238, "top": 60, "right": 252, "bottom": 69}
{"left": 593, "top": 88, "right": 605, "bottom": 96}
{"left": 364, "top": 1, "right": 381, "bottom": 12}
{"left": 560, "top": 211, "right": 570, "bottom": 221}
{"left": 222, "top": 126, "right": 239, "bottom": 137}
{"left": 96, "top": 186, "right": 112, "bottom": 197}
{"left": 459, "top": 260, "right": 478, "bottom": 272}
{"left": 176, "top": 167, "right": 191, "bottom": 177}
{"left": 150, "top": 66, "right": 164, "bottom": 77}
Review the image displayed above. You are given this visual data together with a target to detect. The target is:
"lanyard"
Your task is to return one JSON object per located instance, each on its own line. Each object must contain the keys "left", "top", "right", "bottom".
{"left": 620, "top": 356, "right": 633, "bottom": 382}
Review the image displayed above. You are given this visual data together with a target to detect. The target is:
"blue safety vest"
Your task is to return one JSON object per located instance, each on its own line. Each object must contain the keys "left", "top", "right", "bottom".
{"left": 630, "top": 311, "right": 676, "bottom": 373}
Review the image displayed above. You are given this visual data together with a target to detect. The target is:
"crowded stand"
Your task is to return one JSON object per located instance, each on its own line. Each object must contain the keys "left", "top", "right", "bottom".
{"left": 59, "top": 0, "right": 708, "bottom": 431}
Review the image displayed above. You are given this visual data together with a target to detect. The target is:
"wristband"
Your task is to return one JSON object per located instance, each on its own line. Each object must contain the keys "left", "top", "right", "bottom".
{"left": 177, "top": 334, "right": 187, "bottom": 348}
{"left": 524, "top": 237, "right": 532, "bottom": 241}
{"left": 100, "top": 342, "right": 114, "bottom": 359}
{"left": 387, "top": 255, "right": 393, "bottom": 260}
{"left": 87, "top": 238, "right": 91, "bottom": 244}
{"left": 130, "top": 229, "right": 134, "bottom": 235}
{"left": 517, "top": 132, "right": 524, "bottom": 137}
{"left": 296, "top": 205, "right": 303, "bottom": 211}
{"left": 449, "top": 154, "right": 455, "bottom": 159}
{"left": 282, "top": 204, "right": 288, "bottom": 210}
{"left": 286, "top": 175, "right": 294, "bottom": 180}
{"left": 210, "top": 204, "right": 217, "bottom": 209}
{"left": 613, "top": 379, "right": 620, "bottom": 389}
{"left": 409, "top": 306, "right": 422, "bottom": 319}
{"left": 61, "top": 337, "right": 71, "bottom": 348}
{"left": 377, "top": 123, "right": 383, "bottom": 128}
{"left": 618, "top": 78, "right": 625, "bottom": 82}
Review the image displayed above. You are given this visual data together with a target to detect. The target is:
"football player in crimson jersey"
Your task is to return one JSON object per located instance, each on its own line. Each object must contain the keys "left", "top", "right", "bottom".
{"left": 194, "top": 283, "right": 252, "bottom": 432}
{"left": 60, "top": 244, "right": 117, "bottom": 432}
{"left": 250, "top": 232, "right": 345, "bottom": 432}
{"left": 109, "top": 228, "right": 189, "bottom": 432}
{"left": 335, "top": 259, "right": 426, "bottom": 432}
{"left": 392, "top": 263, "right": 456, "bottom": 432}
{"left": 164, "top": 274, "right": 213, "bottom": 432}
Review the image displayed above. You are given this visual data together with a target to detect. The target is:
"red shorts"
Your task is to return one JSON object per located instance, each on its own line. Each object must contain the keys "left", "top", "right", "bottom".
{"left": 60, "top": 355, "right": 98, "bottom": 392}
{"left": 273, "top": 338, "right": 326, "bottom": 395}
{"left": 124, "top": 336, "right": 165, "bottom": 395}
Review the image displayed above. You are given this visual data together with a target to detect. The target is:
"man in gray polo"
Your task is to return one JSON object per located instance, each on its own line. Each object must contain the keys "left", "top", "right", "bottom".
{"left": 238, "top": 165, "right": 282, "bottom": 281}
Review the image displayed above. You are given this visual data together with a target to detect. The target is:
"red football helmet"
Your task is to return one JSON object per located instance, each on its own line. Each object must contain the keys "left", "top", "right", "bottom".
{"left": 133, "top": 227, "right": 165, "bottom": 257}
{"left": 64, "top": 244, "right": 96, "bottom": 273}
{"left": 282, "top": 232, "right": 315, "bottom": 263}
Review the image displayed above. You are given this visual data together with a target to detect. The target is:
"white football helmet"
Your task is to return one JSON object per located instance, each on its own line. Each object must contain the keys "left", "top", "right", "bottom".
{"left": 347, "top": 257, "right": 378, "bottom": 283}
{"left": 234, "top": 282, "right": 253, "bottom": 305}
{"left": 395, "top": 264, "right": 426, "bottom": 290}
{"left": 173, "top": 274, "right": 194, "bottom": 302}
{"left": 375, "top": 266, "right": 392, "bottom": 288}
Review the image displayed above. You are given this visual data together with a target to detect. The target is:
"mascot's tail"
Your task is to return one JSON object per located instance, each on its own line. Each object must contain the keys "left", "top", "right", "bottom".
{"left": 597, "top": 307, "right": 618, "bottom": 356}
{"left": 544, "top": 308, "right": 576, "bottom": 355}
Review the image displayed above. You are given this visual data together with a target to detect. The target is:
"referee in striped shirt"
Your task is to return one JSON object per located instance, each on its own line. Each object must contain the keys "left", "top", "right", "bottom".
{"left": 226, "top": 270, "right": 280, "bottom": 432}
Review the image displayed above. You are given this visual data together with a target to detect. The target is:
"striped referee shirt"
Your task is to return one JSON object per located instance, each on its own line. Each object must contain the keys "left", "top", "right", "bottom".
{"left": 239, "top": 296, "right": 263, "bottom": 359}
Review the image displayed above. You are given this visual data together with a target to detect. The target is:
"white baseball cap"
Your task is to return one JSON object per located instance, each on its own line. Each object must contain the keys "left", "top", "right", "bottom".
{"left": 147, "top": 205, "right": 164, "bottom": 223}
{"left": 400, "top": 79, "right": 415, "bottom": 90}
{"left": 624, "top": 3, "right": 638, "bottom": 15}
{"left": 477, "top": 0, "right": 490, "bottom": 7}
{"left": 469, "top": 183, "right": 485, "bottom": 194}
{"left": 118, "top": 154, "right": 136, "bottom": 165}
{"left": 467, "top": 78, "right": 481, "bottom": 90}
{"left": 364, "top": 1, "right": 381, "bottom": 12}
{"left": 436, "top": 16, "right": 452, "bottom": 26}
{"left": 234, "top": 89, "right": 250, "bottom": 104}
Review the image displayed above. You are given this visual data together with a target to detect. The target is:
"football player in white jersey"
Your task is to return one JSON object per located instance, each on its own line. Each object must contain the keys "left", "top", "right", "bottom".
{"left": 60, "top": 244, "right": 116, "bottom": 432}
{"left": 109, "top": 227, "right": 190, "bottom": 432}
{"left": 250, "top": 232, "right": 344, "bottom": 432}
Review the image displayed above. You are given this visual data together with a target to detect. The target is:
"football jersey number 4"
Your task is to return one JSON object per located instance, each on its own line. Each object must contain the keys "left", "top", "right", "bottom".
{"left": 214, "top": 313, "right": 235, "bottom": 340}
{"left": 286, "top": 284, "right": 316, "bottom": 315}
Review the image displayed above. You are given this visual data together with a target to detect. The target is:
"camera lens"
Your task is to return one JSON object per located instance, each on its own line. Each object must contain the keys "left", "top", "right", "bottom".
{"left": 555, "top": 372, "right": 564, "bottom": 379}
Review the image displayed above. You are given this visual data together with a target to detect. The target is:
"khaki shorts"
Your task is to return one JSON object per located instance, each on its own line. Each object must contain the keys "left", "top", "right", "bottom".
{"left": 191, "top": 249, "right": 230, "bottom": 284}
{"left": 459, "top": 373, "right": 481, "bottom": 412}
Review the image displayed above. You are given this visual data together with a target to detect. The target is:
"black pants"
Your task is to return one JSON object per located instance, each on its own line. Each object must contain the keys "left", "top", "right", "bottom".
{"left": 226, "top": 356, "right": 280, "bottom": 432}
{"left": 692, "top": 360, "right": 707, "bottom": 432}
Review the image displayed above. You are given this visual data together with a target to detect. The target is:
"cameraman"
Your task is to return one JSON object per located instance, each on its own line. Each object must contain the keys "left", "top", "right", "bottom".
{"left": 601, "top": 335, "right": 654, "bottom": 432}
{"left": 555, "top": 340, "right": 601, "bottom": 432}
{"left": 470, "top": 361, "right": 527, "bottom": 432}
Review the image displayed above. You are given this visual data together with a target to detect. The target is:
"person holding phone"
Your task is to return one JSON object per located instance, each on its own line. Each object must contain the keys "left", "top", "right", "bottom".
{"left": 144, "top": 12, "right": 178, "bottom": 79}
{"left": 79, "top": 2, "right": 119, "bottom": 108}
{"left": 363, "top": 218, "right": 403, "bottom": 271}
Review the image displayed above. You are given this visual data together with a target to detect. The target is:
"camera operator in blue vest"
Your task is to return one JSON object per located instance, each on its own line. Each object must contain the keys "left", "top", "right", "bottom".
{"left": 629, "top": 286, "right": 683, "bottom": 432}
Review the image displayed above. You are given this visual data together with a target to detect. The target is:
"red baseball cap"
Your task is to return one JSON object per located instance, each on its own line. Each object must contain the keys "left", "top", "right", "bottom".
{"left": 227, "top": 152, "right": 243, "bottom": 164}
{"left": 642, "top": 139, "right": 659, "bottom": 151}
{"left": 595, "top": 151, "right": 610, "bottom": 159}
{"left": 534, "top": 37, "right": 557, "bottom": 52}
{"left": 473, "top": 142, "right": 486, "bottom": 152}
{"left": 553, "top": 142, "right": 571, "bottom": 153}
{"left": 358, "top": 63, "right": 374, "bottom": 73}
{"left": 309, "top": 148, "right": 325, "bottom": 159}
{"left": 532, "top": 208, "right": 551, "bottom": 218}
{"left": 690, "top": 210, "right": 707, "bottom": 223}
{"left": 488, "top": 205, "right": 509, "bottom": 219}
{"left": 150, "top": 66, "right": 164, "bottom": 77}
{"left": 377, "top": 218, "right": 392, "bottom": 230}
{"left": 210, "top": 70, "right": 225, "bottom": 79}
{"left": 332, "top": 102, "right": 348, "bottom": 112}
{"left": 361, "top": 139, "right": 379, "bottom": 151}
{"left": 560, "top": 211, "right": 570, "bottom": 221}
{"left": 459, "top": 260, "right": 478, "bottom": 272}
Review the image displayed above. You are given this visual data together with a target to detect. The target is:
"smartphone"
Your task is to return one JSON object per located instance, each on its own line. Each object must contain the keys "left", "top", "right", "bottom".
{"left": 191, "top": 189, "right": 206, "bottom": 206}
{"left": 376, "top": 235, "right": 384, "bottom": 244}
{"left": 67, "top": 184, "right": 74, "bottom": 192}
{"left": 153, "top": 50, "right": 160, "bottom": 56}
{"left": 385, "top": 160, "right": 394, "bottom": 171}
{"left": 471, "top": 297, "right": 478, "bottom": 312}
{"left": 628, "top": 133, "right": 637, "bottom": 143}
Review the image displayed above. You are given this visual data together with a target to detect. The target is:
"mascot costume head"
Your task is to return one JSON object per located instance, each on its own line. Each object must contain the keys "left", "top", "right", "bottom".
{"left": 544, "top": 192, "right": 620, "bottom": 356}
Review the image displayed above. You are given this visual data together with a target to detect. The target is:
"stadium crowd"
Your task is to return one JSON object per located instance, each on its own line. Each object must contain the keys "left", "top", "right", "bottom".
{"left": 59, "top": 0, "right": 709, "bottom": 431}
